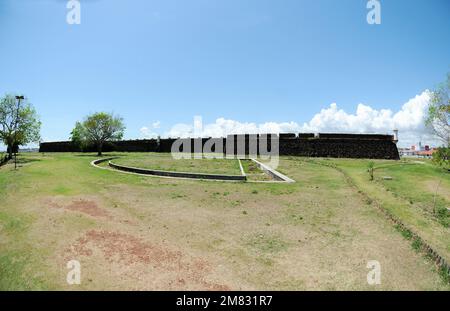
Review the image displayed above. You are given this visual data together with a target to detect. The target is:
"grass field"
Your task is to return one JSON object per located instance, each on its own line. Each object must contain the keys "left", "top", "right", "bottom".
{"left": 0, "top": 153, "right": 449, "bottom": 290}
{"left": 112, "top": 153, "right": 242, "bottom": 175}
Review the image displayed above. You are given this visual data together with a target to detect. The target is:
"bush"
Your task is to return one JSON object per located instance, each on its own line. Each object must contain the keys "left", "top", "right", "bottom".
{"left": 432, "top": 147, "right": 449, "bottom": 170}
{"left": 435, "top": 206, "right": 450, "bottom": 228}
{"left": 411, "top": 238, "right": 423, "bottom": 252}
{"left": 395, "top": 224, "right": 413, "bottom": 240}
{"left": 438, "top": 266, "right": 450, "bottom": 283}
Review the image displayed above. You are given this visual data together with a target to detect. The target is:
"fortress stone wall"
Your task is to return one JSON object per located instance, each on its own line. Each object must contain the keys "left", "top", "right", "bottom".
{"left": 39, "top": 133, "right": 400, "bottom": 160}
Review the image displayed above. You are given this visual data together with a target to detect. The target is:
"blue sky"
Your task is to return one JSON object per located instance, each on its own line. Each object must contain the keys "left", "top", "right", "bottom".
{"left": 0, "top": 0, "right": 449, "bottom": 147}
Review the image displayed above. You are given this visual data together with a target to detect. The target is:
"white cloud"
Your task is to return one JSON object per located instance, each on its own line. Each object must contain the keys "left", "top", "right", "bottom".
{"left": 313, "top": 92, "right": 428, "bottom": 132}
{"left": 140, "top": 91, "right": 439, "bottom": 147}
{"left": 152, "top": 121, "right": 161, "bottom": 129}
{"left": 300, "top": 90, "right": 435, "bottom": 146}
{"left": 140, "top": 120, "right": 162, "bottom": 138}
{"left": 140, "top": 126, "right": 157, "bottom": 139}
{"left": 165, "top": 118, "right": 303, "bottom": 138}
{"left": 166, "top": 123, "right": 193, "bottom": 138}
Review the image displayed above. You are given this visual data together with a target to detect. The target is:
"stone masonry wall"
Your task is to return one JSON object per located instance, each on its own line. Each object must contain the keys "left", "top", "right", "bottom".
{"left": 39, "top": 133, "right": 400, "bottom": 160}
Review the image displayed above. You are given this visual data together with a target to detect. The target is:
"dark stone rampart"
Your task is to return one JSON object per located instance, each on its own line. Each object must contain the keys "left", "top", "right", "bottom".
{"left": 39, "top": 133, "right": 400, "bottom": 160}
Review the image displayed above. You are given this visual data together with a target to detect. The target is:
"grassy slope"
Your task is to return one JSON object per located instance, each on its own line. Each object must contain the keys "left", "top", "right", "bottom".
{"left": 376, "top": 161, "right": 450, "bottom": 227}
{"left": 0, "top": 153, "right": 448, "bottom": 290}
{"left": 305, "top": 158, "right": 450, "bottom": 265}
{"left": 112, "top": 153, "right": 242, "bottom": 175}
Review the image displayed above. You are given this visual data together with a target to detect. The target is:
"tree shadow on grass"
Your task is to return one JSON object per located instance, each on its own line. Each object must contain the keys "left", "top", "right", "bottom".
{"left": 73, "top": 153, "right": 125, "bottom": 157}
{"left": 15, "top": 157, "right": 42, "bottom": 164}
{"left": 73, "top": 154, "right": 101, "bottom": 157}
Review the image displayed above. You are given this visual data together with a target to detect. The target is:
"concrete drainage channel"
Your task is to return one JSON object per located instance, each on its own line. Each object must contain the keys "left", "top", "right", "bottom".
{"left": 248, "top": 158, "right": 295, "bottom": 183}
{"left": 92, "top": 157, "right": 294, "bottom": 183}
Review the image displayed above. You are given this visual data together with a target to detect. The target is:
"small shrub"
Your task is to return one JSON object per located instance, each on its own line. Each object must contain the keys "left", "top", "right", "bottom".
{"left": 411, "top": 238, "right": 423, "bottom": 252}
{"left": 435, "top": 206, "right": 450, "bottom": 227}
{"left": 432, "top": 147, "right": 449, "bottom": 171}
{"left": 438, "top": 266, "right": 450, "bottom": 283}
{"left": 395, "top": 224, "right": 413, "bottom": 240}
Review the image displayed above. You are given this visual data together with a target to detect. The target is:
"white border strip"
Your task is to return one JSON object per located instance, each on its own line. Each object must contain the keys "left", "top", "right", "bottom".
{"left": 250, "top": 158, "right": 295, "bottom": 183}
{"left": 238, "top": 159, "right": 246, "bottom": 177}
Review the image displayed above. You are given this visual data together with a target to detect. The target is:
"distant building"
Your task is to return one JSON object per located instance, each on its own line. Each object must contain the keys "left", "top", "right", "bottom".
{"left": 399, "top": 143, "right": 437, "bottom": 158}
{"left": 398, "top": 147, "right": 416, "bottom": 157}
{"left": 416, "top": 149, "right": 437, "bottom": 158}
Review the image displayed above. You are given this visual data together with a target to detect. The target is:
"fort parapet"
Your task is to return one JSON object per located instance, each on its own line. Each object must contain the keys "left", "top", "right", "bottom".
{"left": 39, "top": 133, "right": 400, "bottom": 160}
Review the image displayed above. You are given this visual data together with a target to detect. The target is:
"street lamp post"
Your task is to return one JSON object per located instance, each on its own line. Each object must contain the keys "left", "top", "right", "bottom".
{"left": 14, "top": 95, "right": 24, "bottom": 170}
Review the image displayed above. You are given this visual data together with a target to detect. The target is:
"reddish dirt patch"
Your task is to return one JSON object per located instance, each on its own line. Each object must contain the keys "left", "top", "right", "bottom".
{"left": 67, "top": 199, "right": 110, "bottom": 218}
{"left": 68, "top": 230, "right": 230, "bottom": 290}
{"left": 44, "top": 197, "right": 111, "bottom": 219}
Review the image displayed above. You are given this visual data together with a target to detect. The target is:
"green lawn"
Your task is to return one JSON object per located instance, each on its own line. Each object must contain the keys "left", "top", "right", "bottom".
{"left": 375, "top": 160, "right": 450, "bottom": 227}
{"left": 0, "top": 153, "right": 449, "bottom": 290}
{"left": 111, "top": 153, "right": 242, "bottom": 175}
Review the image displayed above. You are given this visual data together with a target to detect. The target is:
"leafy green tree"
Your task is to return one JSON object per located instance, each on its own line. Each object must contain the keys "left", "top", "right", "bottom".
{"left": 70, "top": 121, "right": 87, "bottom": 150}
{"left": 71, "top": 112, "right": 125, "bottom": 156}
{"left": 0, "top": 94, "right": 41, "bottom": 159}
{"left": 426, "top": 73, "right": 450, "bottom": 147}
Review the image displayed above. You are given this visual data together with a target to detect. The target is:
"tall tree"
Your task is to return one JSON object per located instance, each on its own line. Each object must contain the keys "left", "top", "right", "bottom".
{"left": 426, "top": 73, "right": 450, "bottom": 147}
{"left": 70, "top": 121, "right": 87, "bottom": 151}
{"left": 0, "top": 94, "right": 41, "bottom": 159}
{"left": 71, "top": 112, "right": 125, "bottom": 156}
